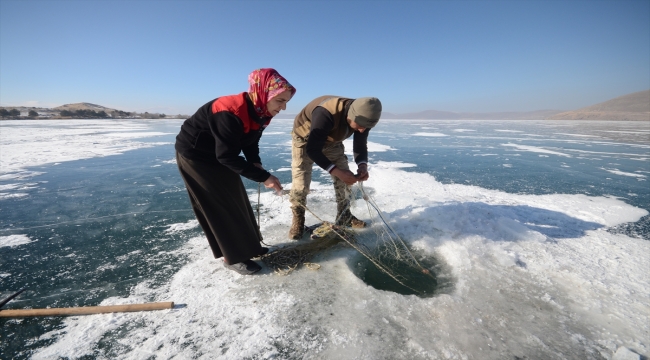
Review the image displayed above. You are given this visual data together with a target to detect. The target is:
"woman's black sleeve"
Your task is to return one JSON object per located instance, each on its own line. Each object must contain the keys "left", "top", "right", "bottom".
{"left": 241, "top": 131, "right": 263, "bottom": 165}
{"left": 208, "top": 111, "right": 270, "bottom": 182}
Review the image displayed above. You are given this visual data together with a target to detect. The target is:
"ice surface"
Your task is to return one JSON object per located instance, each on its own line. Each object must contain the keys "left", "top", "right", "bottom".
{"left": 1, "top": 119, "right": 648, "bottom": 359}
{"left": 29, "top": 163, "right": 650, "bottom": 359}
{"left": 27, "top": 167, "right": 650, "bottom": 359}
{"left": 0, "top": 119, "right": 173, "bottom": 181}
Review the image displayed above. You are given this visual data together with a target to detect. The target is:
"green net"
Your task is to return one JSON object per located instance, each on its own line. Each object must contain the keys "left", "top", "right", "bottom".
{"left": 260, "top": 183, "right": 437, "bottom": 294}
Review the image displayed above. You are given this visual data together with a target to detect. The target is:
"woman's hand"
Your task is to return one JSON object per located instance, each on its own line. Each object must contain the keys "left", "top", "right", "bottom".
{"left": 263, "top": 174, "right": 283, "bottom": 194}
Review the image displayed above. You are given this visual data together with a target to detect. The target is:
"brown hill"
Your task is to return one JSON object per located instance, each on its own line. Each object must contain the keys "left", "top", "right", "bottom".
{"left": 548, "top": 90, "right": 650, "bottom": 121}
{"left": 380, "top": 109, "right": 563, "bottom": 120}
{"left": 53, "top": 102, "right": 119, "bottom": 113}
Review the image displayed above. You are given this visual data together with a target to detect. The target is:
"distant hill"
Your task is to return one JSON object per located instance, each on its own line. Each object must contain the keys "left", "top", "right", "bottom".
{"left": 548, "top": 90, "right": 650, "bottom": 121}
{"left": 1, "top": 102, "right": 188, "bottom": 119}
{"left": 54, "top": 102, "right": 119, "bottom": 113}
{"left": 4, "top": 91, "right": 649, "bottom": 121}
{"left": 381, "top": 90, "right": 649, "bottom": 120}
{"left": 381, "top": 109, "right": 564, "bottom": 120}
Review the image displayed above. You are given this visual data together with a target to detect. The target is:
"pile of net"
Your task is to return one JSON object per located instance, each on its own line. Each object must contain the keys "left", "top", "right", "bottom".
{"left": 259, "top": 183, "right": 435, "bottom": 293}
{"left": 259, "top": 221, "right": 353, "bottom": 275}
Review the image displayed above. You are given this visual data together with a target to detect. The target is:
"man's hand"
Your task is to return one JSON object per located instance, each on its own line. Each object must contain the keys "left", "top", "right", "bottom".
{"left": 356, "top": 163, "right": 369, "bottom": 181}
{"left": 263, "top": 174, "right": 283, "bottom": 194}
{"left": 331, "top": 167, "right": 358, "bottom": 185}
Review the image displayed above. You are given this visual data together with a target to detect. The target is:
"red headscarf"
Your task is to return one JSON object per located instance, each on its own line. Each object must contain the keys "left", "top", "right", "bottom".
{"left": 247, "top": 68, "right": 296, "bottom": 118}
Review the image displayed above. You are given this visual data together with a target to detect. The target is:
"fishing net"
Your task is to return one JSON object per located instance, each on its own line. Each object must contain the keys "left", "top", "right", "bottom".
{"left": 257, "top": 222, "right": 351, "bottom": 275}
{"left": 260, "top": 183, "right": 436, "bottom": 294}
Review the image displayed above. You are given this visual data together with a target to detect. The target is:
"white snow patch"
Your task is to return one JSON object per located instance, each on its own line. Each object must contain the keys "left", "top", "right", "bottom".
{"left": 343, "top": 139, "right": 395, "bottom": 153}
{"left": 262, "top": 131, "right": 285, "bottom": 135}
{"left": 165, "top": 220, "right": 199, "bottom": 234}
{"left": 374, "top": 161, "right": 417, "bottom": 168}
{"left": 0, "top": 119, "right": 174, "bottom": 180}
{"left": 413, "top": 132, "right": 447, "bottom": 137}
{"left": 601, "top": 168, "right": 647, "bottom": 178}
{"left": 0, "top": 234, "right": 33, "bottom": 248}
{"left": 502, "top": 143, "right": 572, "bottom": 157}
{"left": 554, "top": 133, "right": 601, "bottom": 138}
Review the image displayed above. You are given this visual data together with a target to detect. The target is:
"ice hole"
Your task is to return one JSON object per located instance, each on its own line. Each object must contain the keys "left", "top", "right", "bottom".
{"left": 349, "top": 247, "right": 454, "bottom": 298}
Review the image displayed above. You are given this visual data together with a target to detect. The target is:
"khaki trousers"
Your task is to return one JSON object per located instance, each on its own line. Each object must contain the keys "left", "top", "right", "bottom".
{"left": 289, "top": 132, "right": 351, "bottom": 213}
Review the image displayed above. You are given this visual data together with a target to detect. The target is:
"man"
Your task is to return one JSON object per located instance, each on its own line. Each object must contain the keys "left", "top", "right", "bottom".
{"left": 288, "top": 96, "right": 382, "bottom": 240}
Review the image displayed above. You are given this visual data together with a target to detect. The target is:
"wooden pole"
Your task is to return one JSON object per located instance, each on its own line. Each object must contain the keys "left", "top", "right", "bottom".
{"left": 0, "top": 301, "right": 174, "bottom": 318}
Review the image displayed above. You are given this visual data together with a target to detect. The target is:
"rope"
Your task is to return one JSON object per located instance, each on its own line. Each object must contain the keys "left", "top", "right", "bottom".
{"left": 257, "top": 182, "right": 270, "bottom": 246}
{"left": 357, "top": 183, "right": 435, "bottom": 280}
{"left": 256, "top": 182, "right": 428, "bottom": 293}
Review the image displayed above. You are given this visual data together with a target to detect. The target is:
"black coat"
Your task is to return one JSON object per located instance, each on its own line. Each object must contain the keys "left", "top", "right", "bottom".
{"left": 175, "top": 93, "right": 271, "bottom": 183}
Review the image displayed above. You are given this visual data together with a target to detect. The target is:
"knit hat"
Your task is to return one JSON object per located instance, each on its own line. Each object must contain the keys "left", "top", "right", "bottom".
{"left": 348, "top": 97, "right": 382, "bottom": 128}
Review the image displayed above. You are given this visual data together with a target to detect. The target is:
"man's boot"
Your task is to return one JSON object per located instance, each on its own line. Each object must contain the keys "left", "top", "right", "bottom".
{"left": 336, "top": 210, "right": 366, "bottom": 228}
{"left": 335, "top": 201, "right": 366, "bottom": 229}
{"left": 288, "top": 207, "right": 305, "bottom": 240}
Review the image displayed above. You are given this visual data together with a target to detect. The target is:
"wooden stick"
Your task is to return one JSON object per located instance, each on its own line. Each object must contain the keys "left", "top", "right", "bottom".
{"left": 0, "top": 301, "right": 174, "bottom": 318}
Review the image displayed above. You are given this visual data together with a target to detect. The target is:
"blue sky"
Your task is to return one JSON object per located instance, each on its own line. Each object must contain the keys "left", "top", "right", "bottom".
{"left": 1, "top": 0, "right": 648, "bottom": 115}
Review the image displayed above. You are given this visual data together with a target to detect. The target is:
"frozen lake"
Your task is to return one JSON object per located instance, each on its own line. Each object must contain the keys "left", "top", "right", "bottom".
{"left": 1, "top": 118, "right": 648, "bottom": 359}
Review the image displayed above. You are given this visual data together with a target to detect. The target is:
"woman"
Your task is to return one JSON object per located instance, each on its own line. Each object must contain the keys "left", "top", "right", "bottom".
{"left": 175, "top": 68, "right": 296, "bottom": 275}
